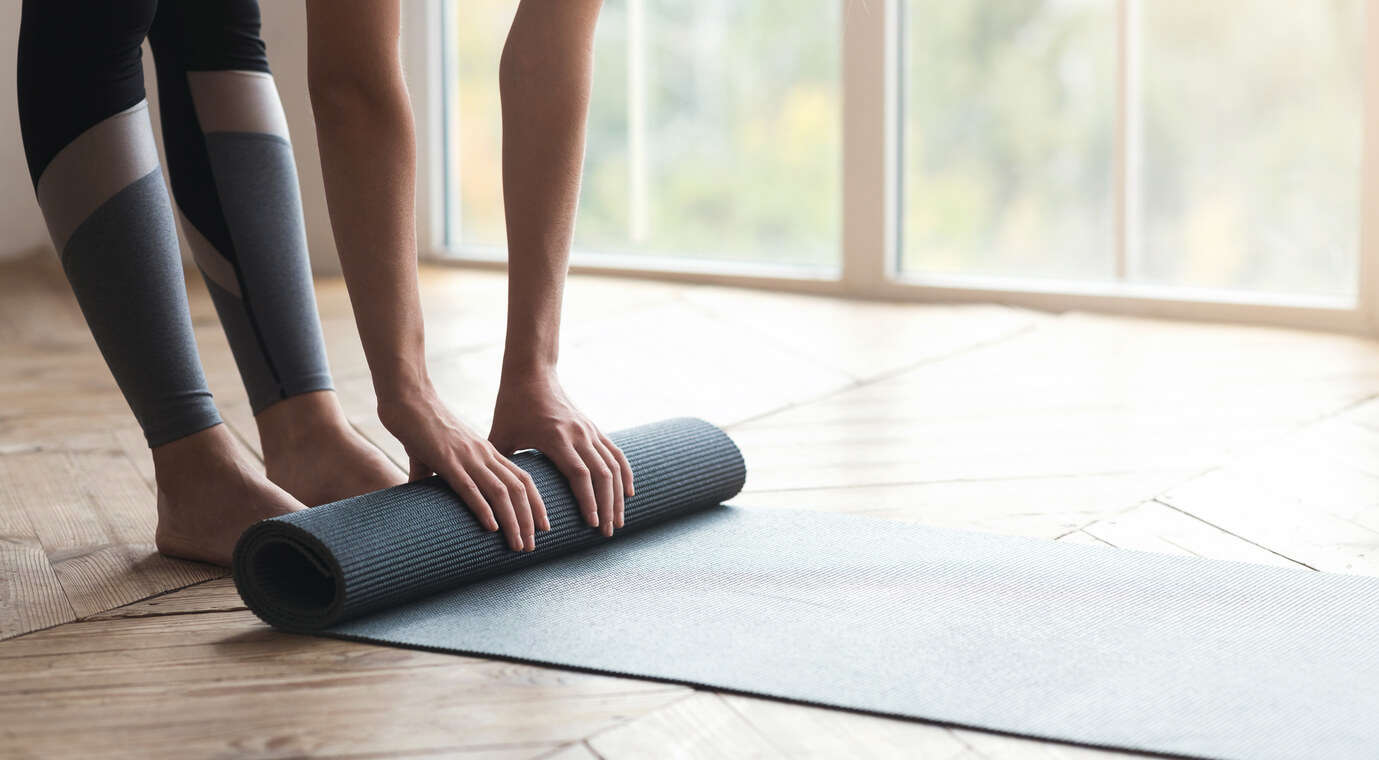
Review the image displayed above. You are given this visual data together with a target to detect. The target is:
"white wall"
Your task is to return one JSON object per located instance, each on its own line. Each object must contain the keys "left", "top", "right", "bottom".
{"left": 259, "top": 2, "right": 339, "bottom": 275}
{"left": 0, "top": 3, "right": 341, "bottom": 274}
{"left": 0, "top": 9, "right": 53, "bottom": 262}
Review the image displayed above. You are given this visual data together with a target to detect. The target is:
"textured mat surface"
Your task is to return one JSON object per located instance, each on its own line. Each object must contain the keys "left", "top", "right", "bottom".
{"left": 235, "top": 418, "right": 1379, "bottom": 760}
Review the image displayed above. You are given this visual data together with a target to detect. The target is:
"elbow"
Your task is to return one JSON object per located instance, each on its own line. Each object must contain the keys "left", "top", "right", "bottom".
{"left": 497, "top": 42, "right": 534, "bottom": 98}
{"left": 308, "top": 65, "right": 405, "bottom": 122}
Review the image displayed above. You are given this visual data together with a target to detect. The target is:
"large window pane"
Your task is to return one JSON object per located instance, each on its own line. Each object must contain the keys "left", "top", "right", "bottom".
{"left": 1136, "top": 1, "right": 1363, "bottom": 297}
{"left": 901, "top": 0, "right": 1116, "bottom": 281}
{"left": 446, "top": 0, "right": 841, "bottom": 270}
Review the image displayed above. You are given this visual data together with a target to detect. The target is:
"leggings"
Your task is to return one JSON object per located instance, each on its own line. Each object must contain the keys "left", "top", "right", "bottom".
{"left": 17, "top": 0, "right": 332, "bottom": 447}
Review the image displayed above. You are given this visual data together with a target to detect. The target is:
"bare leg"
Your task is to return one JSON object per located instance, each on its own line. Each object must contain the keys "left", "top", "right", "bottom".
{"left": 153, "top": 425, "right": 304, "bottom": 566}
{"left": 256, "top": 390, "right": 405, "bottom": 506}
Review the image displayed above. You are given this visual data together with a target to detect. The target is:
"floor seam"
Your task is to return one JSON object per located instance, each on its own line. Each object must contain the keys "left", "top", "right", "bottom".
{"left": 1150, "top": 498, "right": 1318, "bottom": 570}
{"left": 724, "top": 318, "right": 1045, "bottom": 431}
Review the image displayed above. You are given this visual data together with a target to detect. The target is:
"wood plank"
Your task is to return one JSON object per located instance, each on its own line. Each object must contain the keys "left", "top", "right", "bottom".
{"left": 0, "top": 609, "right": 688, "bottom": 760}
{"left": 1157, "top": 416, "right": 1379, "bottom": 575}
{"left": 0, "top": 469, "right": 76, "bottom": 638}
{"left": 587, "top": 692, "right": 785, "bottom": 759}
{"left": 1054, "top": 530, "right": 1114, "bottom": 547}
{"left": 729, "top": 311, "right": 1379, "bottom": 493}
{"left": 1081, "top": 500, "right": 1307, "bottom": 568}
{"left": 683, "top": 286, "right": 1041, "bottom": 380}
{"left": 1, "top": 448, "right": 218, "bottom": 621}
{"left": 730, "top": 470, "right": 1193, "bottom": 540}
{"left": 111, "top": 425, "right": 156, "bottom": 491}
{"left": 0, "top": 535, "right": 74, "bottom": 639}
{"left": 721, "top": 694, "right": 968, "bottom": 759}
{"left": 555, "top": 301, "right": 853, "bottom": 428}
{"left": 87, "top": 577, "right": 237, "bottom": 620}
{"left": 328, "top": 746, "right": 557, "bottom": 760}
{"left": 949, "top": 729, "right": 1143, "bottom": 759}
{"left": 0, "top": 252, "right": 90, "bottom": 345}
{"left": 534, "top": 742, "right": 601, "bottom": 760}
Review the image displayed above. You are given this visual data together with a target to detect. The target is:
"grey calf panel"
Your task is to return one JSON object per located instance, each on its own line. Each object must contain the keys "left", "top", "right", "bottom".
{"left": 202, "top": 132, "right": 332, "bottom": 412}
{"left": 235, "top": 418, "right": 1379, "bottom": 760}
{"left": 61, "top": 169, "right": 221, "bottom": 446}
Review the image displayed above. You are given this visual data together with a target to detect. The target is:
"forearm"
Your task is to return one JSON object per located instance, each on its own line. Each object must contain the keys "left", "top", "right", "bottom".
{"left": 498, "top": 0, "right": 603, "bottom": 383}
{"left": 307, "top": 1, "right": 428, "bottom": 401}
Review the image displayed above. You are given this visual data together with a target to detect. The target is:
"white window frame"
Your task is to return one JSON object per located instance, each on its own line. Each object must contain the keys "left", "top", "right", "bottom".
{"left": 403, "top": 0, "right": 1379, "bottom": 335}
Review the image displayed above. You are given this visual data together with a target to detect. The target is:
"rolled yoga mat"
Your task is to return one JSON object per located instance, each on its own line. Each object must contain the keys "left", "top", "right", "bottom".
{"left": 235, "top": 417, "right": 1379, "bottom": 760}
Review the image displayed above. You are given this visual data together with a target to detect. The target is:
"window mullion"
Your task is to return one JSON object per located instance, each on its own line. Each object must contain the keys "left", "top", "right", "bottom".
{"left": 840, "top": 0, "right": 896, "bottom": 293}
{"left": 1114, "top": 0, "right": 1141, "bottom": 283}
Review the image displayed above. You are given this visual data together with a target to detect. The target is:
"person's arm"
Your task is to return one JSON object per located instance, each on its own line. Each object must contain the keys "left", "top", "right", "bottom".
{"left": 304, "top": 1, "right": 550, "bottom": 550}
{"left": 486, "top": 0, "right": 635, "bottom": 536}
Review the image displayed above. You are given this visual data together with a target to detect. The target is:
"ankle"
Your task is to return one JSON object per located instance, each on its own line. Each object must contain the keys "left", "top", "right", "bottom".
{"left": 152, "top": 423, "right": 237, "bottom": 483}
{"left": 257, "top": 390, "right": 352, "bottom": 456}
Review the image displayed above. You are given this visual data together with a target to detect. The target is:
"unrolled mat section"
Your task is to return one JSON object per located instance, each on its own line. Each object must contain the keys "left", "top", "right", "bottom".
{"left": 235, "top": 418, "right": 1379, "bottom": 760}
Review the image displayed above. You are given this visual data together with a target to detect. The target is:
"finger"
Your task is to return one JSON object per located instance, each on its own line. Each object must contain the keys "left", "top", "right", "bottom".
{"left": 600, "top": 431, "right": 634, "bottom": 500}
{"left": 436, "top": 462, "right": 497, "bottom": 532}
{"left": 472, "top": 465, "right": 525, "bottom": 551}
{"left": 498, "top": 456, "right": 548, "bottom": 532}
{"left": 490, "top": 456, "right": 536, "bottom": 551}
{"left": 548, "top": 446, "right": 600, "bottom": 529}
{"left": 575, "top": 437, "right": 615, "bottom": 537}
{"left": 590, "top": 435, "right": 625, "bottom": 530}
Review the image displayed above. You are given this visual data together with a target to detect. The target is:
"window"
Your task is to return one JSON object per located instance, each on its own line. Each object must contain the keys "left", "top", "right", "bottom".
{"left": 431, "top": 0, "right": 1371, "bottom": 330}
{"left": 443, "top": 0, "right": 842, "bottom": 271}
{"left": 900, "top": 1, "right": 1116, "bottom": 282}
{"left": 900, "top": 0, "right": 1363, "bottom": 299}
{"left": 1135, "top": 0, "right": 1362, "bottom": 297}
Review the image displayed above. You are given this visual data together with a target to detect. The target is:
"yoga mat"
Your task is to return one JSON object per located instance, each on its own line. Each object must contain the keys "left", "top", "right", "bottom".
{"left": 235, "top": 418, "right": 1379, "bottom": 760}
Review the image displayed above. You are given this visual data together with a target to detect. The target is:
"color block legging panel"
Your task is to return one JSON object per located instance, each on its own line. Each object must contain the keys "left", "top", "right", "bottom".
{"left": 16, "top": 0, "right": 332, "bottom": 447}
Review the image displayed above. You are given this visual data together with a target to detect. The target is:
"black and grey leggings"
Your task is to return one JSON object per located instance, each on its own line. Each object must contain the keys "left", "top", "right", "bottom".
{"left": 17, "top": 0, "right": 332, "bottom": 447}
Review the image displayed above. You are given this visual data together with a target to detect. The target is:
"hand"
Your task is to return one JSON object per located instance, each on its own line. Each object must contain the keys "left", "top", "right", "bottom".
{"left": 378, "top": 383, "right": 548, "bottom": 552}
{"left": 489, "top": 372, "right": 633, "bottom": 537}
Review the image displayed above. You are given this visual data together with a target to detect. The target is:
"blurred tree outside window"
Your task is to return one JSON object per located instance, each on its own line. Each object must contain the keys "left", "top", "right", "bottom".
{"left": 446, "top": 1, "right": 1364, "bottom": 300}
{"left": 446, "top": 0, "right": 842, "bottom": 271}
{"left": 901, "top": 0, "right": 1363, "bottom": 297}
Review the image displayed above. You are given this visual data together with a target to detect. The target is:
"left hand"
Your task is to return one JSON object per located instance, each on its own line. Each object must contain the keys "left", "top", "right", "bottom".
{"left": 489, "top": 372, "right": 634, "bottom": 536}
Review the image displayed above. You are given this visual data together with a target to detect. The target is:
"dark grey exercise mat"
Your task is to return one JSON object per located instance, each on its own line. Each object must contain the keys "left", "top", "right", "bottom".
{"left": 235, "top": 418, "right": 1379, "bottom": 760}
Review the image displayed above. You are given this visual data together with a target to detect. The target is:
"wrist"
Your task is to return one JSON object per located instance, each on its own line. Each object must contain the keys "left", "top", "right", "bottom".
{"left": 371, "top": 359, "right": 432, "bottom": 403}
{"left": 499, "top": 354, "right": 558, "bottom": 390}
{"left": 374, "top": 372, "right": 437, "bottom": 428}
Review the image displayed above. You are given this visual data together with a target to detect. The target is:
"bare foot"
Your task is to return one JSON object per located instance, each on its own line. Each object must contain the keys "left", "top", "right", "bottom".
{"left": 153, "top": 423, "right": 305, "bottom": 566}
{"left": 257, "top": 390, "right": 406, "bottom": 506}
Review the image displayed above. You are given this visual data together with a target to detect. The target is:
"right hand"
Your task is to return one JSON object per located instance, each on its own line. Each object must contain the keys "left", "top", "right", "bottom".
{"left": 378, "top": 383, "right": 548, "bottom": 552}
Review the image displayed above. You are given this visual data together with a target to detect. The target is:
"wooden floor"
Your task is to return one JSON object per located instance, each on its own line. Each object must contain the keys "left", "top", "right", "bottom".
{"left": 3, "top": 252, "right": 1379, "bottom": 758}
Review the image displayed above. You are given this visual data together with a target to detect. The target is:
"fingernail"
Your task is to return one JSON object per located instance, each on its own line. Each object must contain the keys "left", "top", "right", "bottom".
{"left": 590, "top": 514, "right": 599, "bottom": 527}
